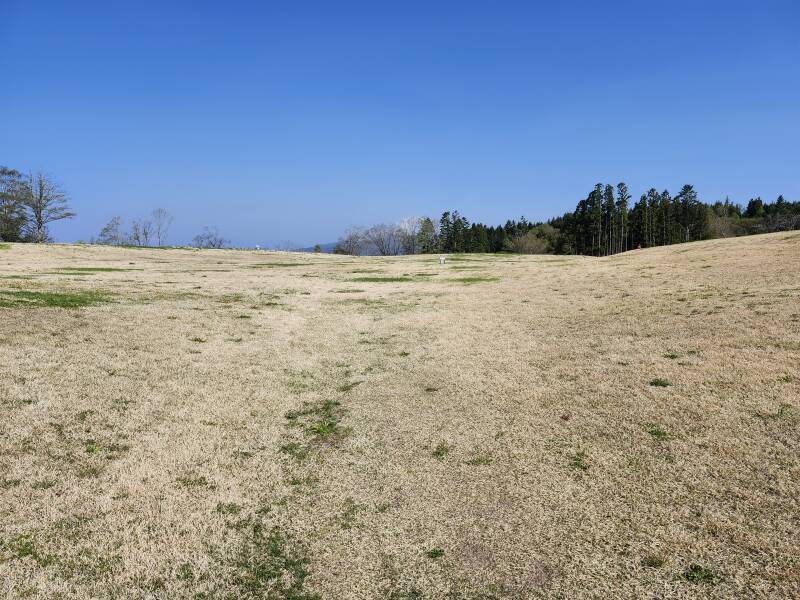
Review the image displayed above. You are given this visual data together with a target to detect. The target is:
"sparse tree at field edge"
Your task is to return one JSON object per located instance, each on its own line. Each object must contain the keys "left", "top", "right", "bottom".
{"left": 152, "top": 208, "right": 173, "bottom": 246}
{"left": 193, "top": 226, "right": 228, "bottom": 249}
{"left": 23, "top": 172, "right": 75, "bottom": 243}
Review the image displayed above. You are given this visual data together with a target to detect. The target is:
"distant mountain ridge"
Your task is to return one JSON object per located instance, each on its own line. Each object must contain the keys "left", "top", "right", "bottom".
{"left": 297, "top": 242, "right": 337, "bottom": 253}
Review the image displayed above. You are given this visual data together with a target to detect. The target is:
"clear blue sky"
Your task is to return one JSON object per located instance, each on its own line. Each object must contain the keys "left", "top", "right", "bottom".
{"left": 3, "top": 1, "right": 798, "bottom": 247}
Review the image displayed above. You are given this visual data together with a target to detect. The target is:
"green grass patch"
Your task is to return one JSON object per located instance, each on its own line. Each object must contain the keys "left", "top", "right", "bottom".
{"left": 218, "top": 292, "right": 245, "bottom": 304}
{"left": 649, "top": 378, "right": 671, "bottom": 388}
{"left": 684, "top": 564, "right": 717, "bottom": 584}
{"left": 76, "top": 465, "right": 102, "bottom": 478}
{"left": 0, "top": 243, "right": 10, "bottom": 250}
{"left": 569, "top": 450, "right": 589, "bottom": 471}
{"left": 57, "top": 267, "right": 131, "bottom": 272}
{"left": 349, "top": 276, "right": 412, "bottom": 283}
{"left": 340, "top": 298, "right": 387, "bottom": 308}
{"left": 643, "top": 422, "right": 670, "bottom": 441}
{"left": 279, "top": 442, "right": 310, "bottom": 461}
{"left": 0, "top": 289, "right": 108, "bottom": 309}
{"left": 641, "top": 554, "right": 665, "bottom": 568}
{"left": 432, "top": 443, "right": 450, "bottom": 460}
{"left": 227, "top": 522, "right": 319, "bottom": 599}
{"left": 215, "top": 502, "right": 242, "bottom": 515}
{"left": 449, "top": 276, "right": 499, "bottom": 284}
{"left": 306, "top": 418, "right": 339, "bottom": 438}
{"left": 425, "top": 548, "right": 445, "bottom": 559}
{"left": 31, "top": 479, "right": 56, "bottom": 490}
{"left": 465, "top": 453, "right": 491, "bottom": 466}
{"left": 336, "top": 381, "right": 362, "bottom": 393}
{"left": 284, "top": 369, "right": 315, "bottom": 394}
{"left": 340, "top": 498, "right": 364, "bottom": 529}
{"left": 287, "top": 399, "right": 349, "bottom": 443}
{"left": 755, "top": 403, "right": 792, "bottom": 421}
{"left": 444, "top": 255, "right": 485, "bottom": 262}
{"left": 1, "top": 533, "right": 54, "bottom": 566}
{"left": 176, "top": 474, "right": 212, "bottom": 488}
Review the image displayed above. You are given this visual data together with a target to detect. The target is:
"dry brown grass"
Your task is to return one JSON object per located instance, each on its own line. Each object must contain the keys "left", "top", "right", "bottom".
{"left": 0, "top": 233, "right": 798, "bottom": 599}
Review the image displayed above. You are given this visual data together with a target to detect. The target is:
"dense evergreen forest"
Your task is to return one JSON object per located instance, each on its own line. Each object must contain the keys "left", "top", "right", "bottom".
{"left": 335, "top": 183, "right": 800, "bottom": 256}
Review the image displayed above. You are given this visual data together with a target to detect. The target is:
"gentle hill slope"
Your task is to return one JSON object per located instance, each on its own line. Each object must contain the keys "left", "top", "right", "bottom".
{"left": 0, "top": 231, "right": 798, "bottom": 598}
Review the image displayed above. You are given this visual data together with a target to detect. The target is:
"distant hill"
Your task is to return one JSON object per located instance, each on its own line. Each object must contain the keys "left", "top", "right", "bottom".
{"left": 297, "top": 242, "right": 337, "bottom": 253}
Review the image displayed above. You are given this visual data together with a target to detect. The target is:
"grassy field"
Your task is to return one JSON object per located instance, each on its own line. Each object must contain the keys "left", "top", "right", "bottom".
{"left": 1, "top": 232, "right": 798, "bottom": 599}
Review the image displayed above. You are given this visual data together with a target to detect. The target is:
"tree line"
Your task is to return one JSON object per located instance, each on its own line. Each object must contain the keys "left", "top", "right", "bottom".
{"left": 4, "top": 166, "right": 797, "bottom": 254}
{"left": 94, "top": 214, "right": 231, "bottom": 249}
{"left": 556, "top": 183, "right": 708, "bottom": 256}
{"left": 2, "top": 164, "right": 230, "bottom": 249}
{"left": 334, "top": 183, "right": 800, "bottom": 256}
{"left": 94, "top": 214, "right": 232, "bottom": 249}
{"left": 94, "top": 211, "right": 173, "bottom": 246}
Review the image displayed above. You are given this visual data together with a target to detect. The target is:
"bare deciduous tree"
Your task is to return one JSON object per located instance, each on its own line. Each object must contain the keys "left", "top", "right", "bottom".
{"left": 96, "top": 210, "right": 166, "bottom": 246}
{"left": 334, "top": 227, "right": 364, "bottom": 255}
{"left": 96, "top": 216, "right": 125, "bottom": 245}
{"left": 151, "top": 208, "right": 173, "bottom": 246}
{"left": 364, "top": 223, "right": 401, "bottom": 256}
{"left": 141, "top": 219, "right": 152, "bottom": 246}
{"left": 397, "top": 217, "right": 421, "bottom": 255}
{"left": 334, "top": 220, "right": 426, "bottom": 255}
{"left": 193, "top": 226, "right": 228, "bottom": 249}
{"left": 130, "top": 218, "right": 153, "bottom": 246}
{"left": 130, "top": 220, "right": 142, "bottom": 246}
{"left": 23, "top": 172, "right": 75, "bottom": 243}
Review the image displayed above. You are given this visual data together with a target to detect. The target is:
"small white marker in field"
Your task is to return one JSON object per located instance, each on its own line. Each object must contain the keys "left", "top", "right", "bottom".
{"left": 439, "top": 256, "right": 446, "bottom": 265}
